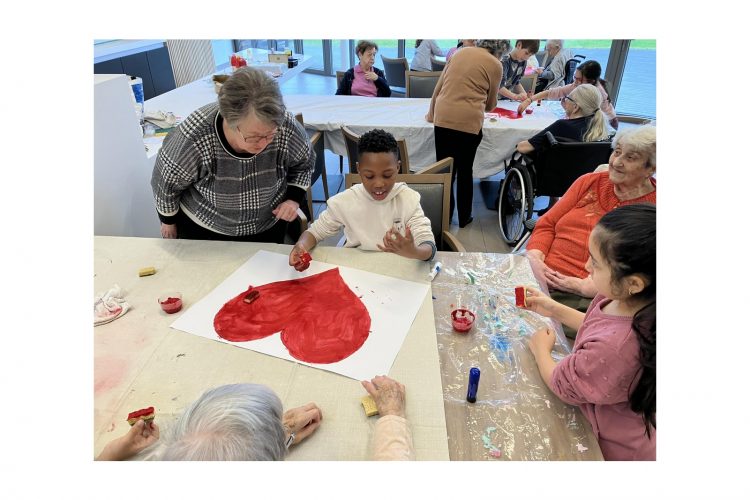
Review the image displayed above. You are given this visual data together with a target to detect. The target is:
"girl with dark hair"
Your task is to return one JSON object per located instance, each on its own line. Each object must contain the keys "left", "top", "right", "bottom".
{"left": 522, "top": 203, "right": 656, "bottom": 460}
{"left": 517, "top": 59, "right": 619, "bottom": 129}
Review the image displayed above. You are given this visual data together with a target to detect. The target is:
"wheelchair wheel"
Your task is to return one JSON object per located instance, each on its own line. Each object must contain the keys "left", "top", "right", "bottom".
{"left": 498, "top": 166, "right": 533, "bottom": 244}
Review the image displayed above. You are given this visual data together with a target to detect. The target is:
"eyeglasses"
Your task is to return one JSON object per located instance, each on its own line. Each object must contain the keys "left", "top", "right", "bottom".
{"left": 236, "top": 126, "right": 277, "bottom": 144}
{"left": 561, "top": 95, "right": 577, "bottom": 105}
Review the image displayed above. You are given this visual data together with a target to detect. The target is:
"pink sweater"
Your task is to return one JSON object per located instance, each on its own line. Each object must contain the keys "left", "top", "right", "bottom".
{"left": 550, "top": 294, "right": 656, "bottom": 460}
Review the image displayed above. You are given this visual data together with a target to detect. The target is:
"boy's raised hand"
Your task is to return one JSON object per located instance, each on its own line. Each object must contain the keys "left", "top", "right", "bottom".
{"left": 377, "top": 226, "right": 418, "bottom": 258}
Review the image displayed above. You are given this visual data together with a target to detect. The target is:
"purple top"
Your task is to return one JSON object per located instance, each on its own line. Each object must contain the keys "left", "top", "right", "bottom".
{"left": 550, "top": 294, "right": 656, "bottom": 460}
{"left": 350, "top": 64, "right": 378, "bottom": 97}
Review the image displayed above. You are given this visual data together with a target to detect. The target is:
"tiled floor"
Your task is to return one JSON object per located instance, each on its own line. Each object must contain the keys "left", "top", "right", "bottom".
{"left": 281, "top": 73, "right": 518, "bottom": 253}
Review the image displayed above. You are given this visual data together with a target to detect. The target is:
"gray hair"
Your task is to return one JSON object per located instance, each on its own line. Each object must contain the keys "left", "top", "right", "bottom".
{"left": 569, "top": 84, "right": 609, "bottom": 142}
{"left": 218, "top": 67, "right": 286, "bottom": 128}
{"left": 143, "top": 383, "right": 287, "bottom": 461}
{"left": 613, "top": 125, "right": 657, "bottom": 169}
{"left": 477, "top": 39, "right": 511, "bottom": 58}
{"left": 546, "top": 39, "right": 563, "bottom": 50}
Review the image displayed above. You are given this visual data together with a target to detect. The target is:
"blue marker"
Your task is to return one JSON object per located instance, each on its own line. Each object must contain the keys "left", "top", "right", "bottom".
{"left": 466, "top": 367, "right": 480, "bottom": 403}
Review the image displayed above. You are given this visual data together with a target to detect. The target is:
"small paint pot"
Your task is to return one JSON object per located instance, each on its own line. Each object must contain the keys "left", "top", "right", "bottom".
{"left": 525, "top": 108, "right": 533, "bottom": 114}
{"left": 451, "top": 308, "right": 476, "bottom": 333}
{"left": 158, "top": 292, "right": 183, "bottom": 314}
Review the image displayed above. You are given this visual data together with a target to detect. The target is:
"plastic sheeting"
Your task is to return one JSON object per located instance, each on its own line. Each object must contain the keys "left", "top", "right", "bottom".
{"left": 432, "top": 252, "right": 602, "bottom": 460}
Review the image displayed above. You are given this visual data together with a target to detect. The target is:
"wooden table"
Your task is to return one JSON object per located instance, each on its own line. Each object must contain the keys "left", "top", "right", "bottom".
{"left": 94, "top": 236, "right": 449, "bottom": 460}
{"left": 431, "top": 251, "right": 603, "bottom": 460}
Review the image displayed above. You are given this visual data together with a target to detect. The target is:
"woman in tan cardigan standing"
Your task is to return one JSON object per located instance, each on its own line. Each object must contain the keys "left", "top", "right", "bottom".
{"left": 426, "top": 39, "right": 506, "bottom": 227}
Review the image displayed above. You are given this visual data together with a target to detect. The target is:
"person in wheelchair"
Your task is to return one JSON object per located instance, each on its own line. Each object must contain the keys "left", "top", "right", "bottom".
{"left": 525, "top": 125, "right": 656, "bottom": 339}
{"left": 515, "top": 83, "right": 610, "bottom": 213}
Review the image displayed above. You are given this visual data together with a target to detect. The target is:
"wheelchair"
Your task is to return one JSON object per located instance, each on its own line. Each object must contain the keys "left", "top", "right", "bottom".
{"left": 498, "top": 131, "right": 613, "bottom": 247}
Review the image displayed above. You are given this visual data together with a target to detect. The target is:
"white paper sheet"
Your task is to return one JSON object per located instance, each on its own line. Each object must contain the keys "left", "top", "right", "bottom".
{"left": 170, "top": 250, "right": 429, "bottom": 380}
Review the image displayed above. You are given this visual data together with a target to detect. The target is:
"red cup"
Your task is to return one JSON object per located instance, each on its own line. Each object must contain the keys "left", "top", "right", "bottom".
{"left": 451, "top": 308, "right": 476, "bottom": 333}
{"left": 158, "top": 293, "right": 183, "bottom": 314}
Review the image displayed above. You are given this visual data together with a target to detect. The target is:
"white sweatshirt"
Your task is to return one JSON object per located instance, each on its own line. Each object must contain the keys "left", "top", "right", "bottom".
{"left": 308, "top": 182, "right": 436, "bottom": 259}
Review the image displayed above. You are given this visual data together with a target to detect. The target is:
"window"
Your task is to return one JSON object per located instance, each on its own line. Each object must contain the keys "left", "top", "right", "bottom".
{"left": 404, "top": 39, "right": 457, "bottom": 63}
{"left": 615, "top": 40, "right": 656, "bottom": 118}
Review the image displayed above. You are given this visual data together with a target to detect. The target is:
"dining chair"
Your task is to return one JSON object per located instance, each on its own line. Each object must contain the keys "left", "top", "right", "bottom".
{"left": 295, "top": 113, "right": 330, "bottom": 219}
{"left": 346, "top": 172, "right": 466, "bottom": 252}
{"left": 335, "top": 70, "right": 346, "bottom": 89}
{"left": 341, "top": 125, "right": 409, "bottom": 174}
{"left": 405, "top": 71, "right": 442, "bottom": 98}
{"left": 519, "top": 73, "right": 538, "bottom": 94}
{"left": 381, "top": 56, "right": 408, "bottom": 96}
{"left": 415, "top": 157, "right": 453, "bottom": 175}
{"left": 430, "top": 56, "right": 446, "bottom": 71}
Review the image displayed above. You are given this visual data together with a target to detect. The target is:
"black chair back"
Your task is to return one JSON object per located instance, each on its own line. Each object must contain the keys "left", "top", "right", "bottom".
{"left": 533, "top": 131, "right": 611, "bottom": 197}
{"left": 381, "top": 56, "right": 408, "bottom": 93}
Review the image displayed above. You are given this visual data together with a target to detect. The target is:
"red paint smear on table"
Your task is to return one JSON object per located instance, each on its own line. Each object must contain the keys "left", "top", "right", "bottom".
{"left": 491, "top": 107, "right": 523, "bottom": 119}
{"left": 213, "top": 268, "right": 371, "bottom": 364}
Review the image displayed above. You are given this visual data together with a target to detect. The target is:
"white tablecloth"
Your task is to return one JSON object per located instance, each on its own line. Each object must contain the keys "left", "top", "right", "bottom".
{"left": 284, "top": 94, "right": 559, "bottom": 178}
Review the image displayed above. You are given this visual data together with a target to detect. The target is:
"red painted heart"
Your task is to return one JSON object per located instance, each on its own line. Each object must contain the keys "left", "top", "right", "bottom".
{"left": 213, "top": 268, "right": 371, "bottom": 364}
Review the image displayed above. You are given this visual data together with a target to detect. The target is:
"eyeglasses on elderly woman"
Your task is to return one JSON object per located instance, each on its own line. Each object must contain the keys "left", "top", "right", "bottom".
{"left": 561, "top": 95, "right": 577, "bottom": 105}
{"left": 237, "top": 126, "right": 278, "bottom": 145}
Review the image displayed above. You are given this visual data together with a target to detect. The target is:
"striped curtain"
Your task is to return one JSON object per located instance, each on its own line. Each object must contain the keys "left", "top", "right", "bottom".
{"left": 165, "top": 39, "right": 216, "bottom": 87}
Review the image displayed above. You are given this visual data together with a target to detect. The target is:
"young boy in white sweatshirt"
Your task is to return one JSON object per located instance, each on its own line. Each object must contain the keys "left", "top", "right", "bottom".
{"left": 288, "top": 129, "right": 436, "bottom": 268}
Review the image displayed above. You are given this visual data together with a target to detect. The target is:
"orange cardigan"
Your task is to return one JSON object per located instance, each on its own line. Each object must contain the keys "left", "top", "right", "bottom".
{"left": 527, "top": 172, "right": 656, "bottom": 279}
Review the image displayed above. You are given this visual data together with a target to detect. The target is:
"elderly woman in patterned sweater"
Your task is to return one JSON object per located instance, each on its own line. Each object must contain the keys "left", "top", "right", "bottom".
{"left": 151, "top": 67, "right": 314, "bottom": 243}
{"left": 525, "top": 125, "right": 656, "bottom": 338}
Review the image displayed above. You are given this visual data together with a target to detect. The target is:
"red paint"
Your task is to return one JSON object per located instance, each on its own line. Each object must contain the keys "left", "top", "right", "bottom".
{"left": 451, "top": 309, "right": 475, "bottom": 333}
{"left": 515, "top": 286, "right": 527, "bottom": 307}
{"left": 214, "top": 268, "right": 371, "bottom": 364}
{"left": 294, "top": 251, "right": 312, "bottom": 272}
{"left": 525, "top": 108, "right": 533, "bottom": 114}
{"left": 127, "top": 407, "right": 155, "bottom": 420}
{"left": 491, "top": 107, "right": 523, "bottom": 120}
{"left": 159, "top": 295, "right": 183, "bottom": 313}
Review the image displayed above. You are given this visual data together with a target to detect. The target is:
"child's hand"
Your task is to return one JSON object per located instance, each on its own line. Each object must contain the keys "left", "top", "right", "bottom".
{"left": 522, "top": 287, "right": 559, "bottom": 318}
{"left": 377, "top": 226, "right": 418, "bottom": 258}
{"left": 528, "top": 327, "right": 556, "bottom": 359}
{"left": 288, "top": 244, "right": 306, "bottom": 267}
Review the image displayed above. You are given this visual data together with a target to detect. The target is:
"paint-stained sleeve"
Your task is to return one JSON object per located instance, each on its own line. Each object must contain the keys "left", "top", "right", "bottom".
{"left": 371, "top": 415, "right": 415, "bottom": 461}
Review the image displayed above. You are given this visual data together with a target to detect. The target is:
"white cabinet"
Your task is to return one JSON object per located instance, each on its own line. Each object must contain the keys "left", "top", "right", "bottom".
{"left": 94, "top": 74, "right": 160, "bottom": 237}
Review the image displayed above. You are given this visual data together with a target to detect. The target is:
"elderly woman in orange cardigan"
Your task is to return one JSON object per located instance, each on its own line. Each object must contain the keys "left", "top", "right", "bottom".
{"left": 525, "top": 125, "right": 656, "bottom": 337}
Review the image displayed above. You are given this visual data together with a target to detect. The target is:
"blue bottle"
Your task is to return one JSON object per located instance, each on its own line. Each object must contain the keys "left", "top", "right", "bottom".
{"left": 466, "top": 367, "right": 480, "bottom": 403}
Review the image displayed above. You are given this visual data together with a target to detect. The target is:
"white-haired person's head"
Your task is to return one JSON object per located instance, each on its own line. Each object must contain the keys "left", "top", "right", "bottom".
{"left": 568, "top": 84, "right": 610, "bottom": 142}
{"left": 145, "top": 383, "right": 287, "bottom": 461}
{"left": 612, "top": 125, "right": 656, "bottom": 170}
